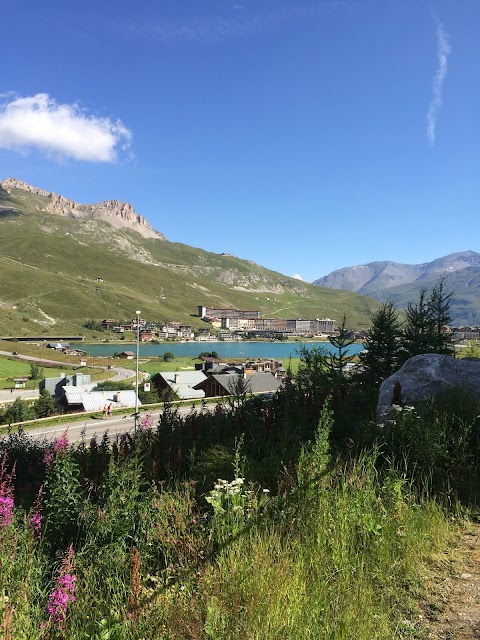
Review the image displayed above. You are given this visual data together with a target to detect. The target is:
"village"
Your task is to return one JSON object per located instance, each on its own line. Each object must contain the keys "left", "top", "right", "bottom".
{"left": 98, "top": 304, "right": 340, "bottom": 342}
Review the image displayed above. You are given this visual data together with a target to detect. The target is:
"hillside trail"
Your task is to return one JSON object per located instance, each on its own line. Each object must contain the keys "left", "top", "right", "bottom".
{"left": 430, "top": 522, "right": 480, "bottom": 639}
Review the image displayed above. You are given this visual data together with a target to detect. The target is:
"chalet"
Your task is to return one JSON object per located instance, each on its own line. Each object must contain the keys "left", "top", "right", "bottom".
{"left": 194, "top": 357, "right": 228, "bottom": 372}
{"left": 150, "top": 371, "right": 207, "bottom": 400}
{"left": 140, "top": 331, "right": 155, "bottom": 342}
{"left": 101, "top": 319, "right": 117, "bottom": 330}
{"left": 118, "top": 351, "right": 135, "bottom": 360}
{"left": 193, "top": 372, "right": 283, "bottom": 398}
{"left": 244, "top": 360, "right": 284, "bottom": 374}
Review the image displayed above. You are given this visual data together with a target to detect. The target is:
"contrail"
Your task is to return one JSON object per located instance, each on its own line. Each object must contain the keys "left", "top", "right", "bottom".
{"left": 427, "top": 21, "right": 451, "bottom": 146}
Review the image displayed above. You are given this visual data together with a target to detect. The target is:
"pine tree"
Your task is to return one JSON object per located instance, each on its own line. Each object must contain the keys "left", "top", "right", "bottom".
{"left": 400, "top": 278, "right": 454, "bottom": 363}
{"left": 359, "top": 301, "right": 402, "bottom": 386}
{"left": 325, "top": 315, "right": 356, "bottom": 386}
{"left": 428, "top": 277, "right": 454, "bottom": 354}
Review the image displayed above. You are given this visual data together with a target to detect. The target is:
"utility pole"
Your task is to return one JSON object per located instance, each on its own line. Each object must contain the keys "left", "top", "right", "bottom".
{"left": 135, "top": 310, "right": 140, "bottom": 433}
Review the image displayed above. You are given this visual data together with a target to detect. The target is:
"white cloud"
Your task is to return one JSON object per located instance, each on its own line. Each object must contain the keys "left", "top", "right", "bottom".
{"left": 292, "top": 273, "right": 304, "bottom": 281}
{"left": 0, "top": 93, "right": 132, "bottom": 162}
{"left": 427, "top": 21, "right": 451, "bottom": 146}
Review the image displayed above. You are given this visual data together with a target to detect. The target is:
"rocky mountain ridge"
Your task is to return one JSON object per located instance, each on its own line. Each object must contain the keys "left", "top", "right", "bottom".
{"left": 0, "top": 177, "right": 164, "bottom": 240}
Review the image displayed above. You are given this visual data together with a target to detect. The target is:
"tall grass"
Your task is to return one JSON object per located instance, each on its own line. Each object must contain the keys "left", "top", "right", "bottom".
{"left": 0, "top": 389, "right": 469, "bottom": 639}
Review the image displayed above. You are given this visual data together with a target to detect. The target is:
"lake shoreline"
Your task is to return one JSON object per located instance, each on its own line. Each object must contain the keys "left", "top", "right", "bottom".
{"left": 72, "top": 341, "right": 365, "bottom": 360}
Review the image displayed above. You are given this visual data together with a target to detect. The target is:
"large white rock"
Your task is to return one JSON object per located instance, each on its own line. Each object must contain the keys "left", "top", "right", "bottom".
{"left": 377, "top": 354, "right": 480, "bottom": 421}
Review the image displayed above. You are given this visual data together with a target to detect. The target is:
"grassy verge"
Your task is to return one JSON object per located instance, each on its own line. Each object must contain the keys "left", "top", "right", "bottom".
{"left": 0, "top": 431, "right": 458, "bottom": 639}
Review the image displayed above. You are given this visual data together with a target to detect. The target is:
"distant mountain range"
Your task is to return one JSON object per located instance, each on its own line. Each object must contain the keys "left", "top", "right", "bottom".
{"left": 313, "top": 251, "right": 480, "bottom": 325}
{"left": 0, "top": 178, "right": 378, "bottom": 336}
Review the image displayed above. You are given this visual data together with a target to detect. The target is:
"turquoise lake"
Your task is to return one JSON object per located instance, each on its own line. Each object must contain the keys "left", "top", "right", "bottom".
{"left": 72, "top": 341, "right": 365, "bottom": 360}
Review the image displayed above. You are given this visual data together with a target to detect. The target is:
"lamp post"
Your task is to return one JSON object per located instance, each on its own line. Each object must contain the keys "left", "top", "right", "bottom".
{"left": 135, "top": 310, "right": 140, "bottom": 433}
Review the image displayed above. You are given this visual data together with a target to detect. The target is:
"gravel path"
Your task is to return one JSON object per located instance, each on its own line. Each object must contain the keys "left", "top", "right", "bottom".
{"left": 431, "top": 524, "right": 480, "bottom": 639}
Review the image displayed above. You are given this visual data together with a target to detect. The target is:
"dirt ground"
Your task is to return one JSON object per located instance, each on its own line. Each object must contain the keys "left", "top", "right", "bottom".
{"left": 429, "top": 523, "right": 480, "bottom": 639}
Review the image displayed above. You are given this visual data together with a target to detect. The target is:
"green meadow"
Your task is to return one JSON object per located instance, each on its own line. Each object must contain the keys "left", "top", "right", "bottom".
{"left": 0, "top": 356, "right": 109, "bottom": 389}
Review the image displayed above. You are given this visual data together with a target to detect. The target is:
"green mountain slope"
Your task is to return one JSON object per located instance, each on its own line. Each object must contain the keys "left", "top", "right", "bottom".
{"left": 0, "top": 181, "right": 378, "bottom": 335}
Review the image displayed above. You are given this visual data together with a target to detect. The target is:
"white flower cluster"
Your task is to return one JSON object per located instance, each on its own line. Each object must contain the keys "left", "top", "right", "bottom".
{"left": 206, "top": 478, "right": 270, "bottom": 509}
{"left": 390, "top": 404, "right": 416, "bottom": 413}
{"left": 378, "top": 404, "right": 420, "bottom": 429}
{"left": 213, "top": 477, "right": 245, "bottom": 496}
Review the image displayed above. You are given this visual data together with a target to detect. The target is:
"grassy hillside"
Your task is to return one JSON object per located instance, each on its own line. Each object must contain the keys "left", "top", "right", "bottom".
{"left": 0, "top": 185, "right": 378, "bottom": 335}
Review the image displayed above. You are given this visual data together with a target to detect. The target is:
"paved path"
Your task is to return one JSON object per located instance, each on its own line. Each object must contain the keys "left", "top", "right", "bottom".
{"left": 0, "top": 388, "right": 40, "bottom": 403}
{"left": 1, "top": 403, "right": 214, "bottom": 444}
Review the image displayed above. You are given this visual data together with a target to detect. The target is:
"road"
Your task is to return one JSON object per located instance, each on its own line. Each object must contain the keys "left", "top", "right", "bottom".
{"left": 2, "top": 403, "right": 215, "bottom": 444}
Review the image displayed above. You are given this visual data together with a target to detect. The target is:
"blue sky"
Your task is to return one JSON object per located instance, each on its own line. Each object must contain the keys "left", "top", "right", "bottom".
{"left": 1, "top": 0, "right": 479, "bottom": 282}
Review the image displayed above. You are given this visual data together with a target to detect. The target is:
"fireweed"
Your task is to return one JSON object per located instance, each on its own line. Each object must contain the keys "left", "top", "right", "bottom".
{"left": 41, "top": 544, "right": 76, "bottom": 630}
{"left": 29, "top": 485, "right": 43, "bottom": 538}
{"left": 0, "top": 454, "right": 15, "bottom": 529}
{"left": 139, "top": 414, "right": 153, "bottom": 431}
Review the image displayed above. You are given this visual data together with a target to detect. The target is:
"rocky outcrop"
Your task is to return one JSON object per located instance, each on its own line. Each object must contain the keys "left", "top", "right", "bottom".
{"left": 377, "top": 354, "right": 480, "bottom": 421}
{"left": 0, "top": 177, "right": 166, "bottom": 240}
{"left": 1, "top": 177, "right": 52, "bottom": 196}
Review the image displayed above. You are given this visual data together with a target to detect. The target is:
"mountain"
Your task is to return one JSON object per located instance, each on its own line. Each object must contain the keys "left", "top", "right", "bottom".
{"left": 313, "top": 251, "right": 480, "bottom": 325}
{"left": 0, "top": 178, "right": 163, "bottom": 240}
{"left": 0, "top": 178, "right": 379, "bottom": 336}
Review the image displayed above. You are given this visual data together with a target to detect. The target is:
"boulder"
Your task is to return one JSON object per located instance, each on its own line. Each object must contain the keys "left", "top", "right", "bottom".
{"left": 377, "top": 354, "right": 480, "bottom": 421}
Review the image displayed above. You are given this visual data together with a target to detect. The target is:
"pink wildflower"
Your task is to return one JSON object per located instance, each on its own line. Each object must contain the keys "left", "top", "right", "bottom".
{"left": 43, "top": 449, "right": 54, "bottom": 467}
{"left": 42, "top": 545, "right": 76, "bottom": 628}
{"left": 0, "top": 495, "right": 14, "bottom": 528}
{"left": 29, "top": 485, "right": 43, "bottom": 538}
{"left": 0, "top": 454, "right": 15, "bottom": 528}
{"left": 139, "top": 414, "right": 153, "bottom": 431}
{"left": 53, "top": 432, "right": 69, "bottom": 454}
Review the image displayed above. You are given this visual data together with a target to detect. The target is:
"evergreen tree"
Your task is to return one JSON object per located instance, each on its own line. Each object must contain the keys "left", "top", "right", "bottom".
{"left": 325, "top": 315, "right": 356, "bottom": 386}
{"left": 428, "top": 277, "right": 454, "bottom": 354}
{"left": 400, "top": 278, "right": 455, "bottom": 363}
{"left": 359, "top": 301, "right": 402, "bottom": 386}
{"left": 296, "top": 316, "right": 356, "bottom": 398}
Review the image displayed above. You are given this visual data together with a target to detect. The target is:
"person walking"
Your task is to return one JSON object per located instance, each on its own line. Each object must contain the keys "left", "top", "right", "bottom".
{"left": 103, "top": 403, "right": 108, "bottom": 420}
{"left": 107, "top": 403, "right": 112, "bottom": 418}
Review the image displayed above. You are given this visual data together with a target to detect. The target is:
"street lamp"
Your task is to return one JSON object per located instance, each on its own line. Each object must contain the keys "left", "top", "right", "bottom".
{"left": 135, "top": 310, "right": 140, "bottom": 433}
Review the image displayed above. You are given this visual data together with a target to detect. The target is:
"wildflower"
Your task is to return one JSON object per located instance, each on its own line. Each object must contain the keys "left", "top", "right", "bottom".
{"left": 46, "top": 573, "right": 77, "bottom": 623}
{"left": 262, "top": 488, "right": 270, "bottom": 493}
{"left": 29, "top": 486, "right": 43, "bottom": 538}
{"left": 0, "top": 454, "right": 15, "bottom": 528}
{"left": 42, "top": 545, "right": 76, "bottom": 629}
{"left": 53, "top": 432, "right": 69, "bottom": 454}
{"left": 0, "top": 496, "right": 14, "bottom": 528}
{"left": 139, "top": 414, "right": 153, "bottom": 431}
{"left": 43, "top": 449, "right": 54, "bottom": 466}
